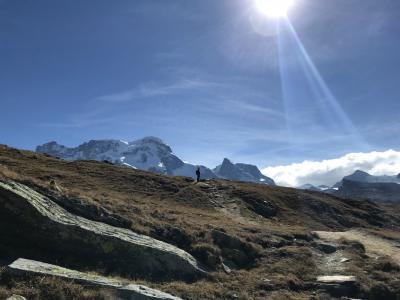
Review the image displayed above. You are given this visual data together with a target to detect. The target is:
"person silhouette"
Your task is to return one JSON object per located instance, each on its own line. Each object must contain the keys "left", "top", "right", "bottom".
{"left": 196, "top": 167, "right": 201, "bottom": 183}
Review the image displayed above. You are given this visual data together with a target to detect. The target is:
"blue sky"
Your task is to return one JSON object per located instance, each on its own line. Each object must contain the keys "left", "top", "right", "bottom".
{"left": 1, "top": 0, "right": 399, "bottom": 168}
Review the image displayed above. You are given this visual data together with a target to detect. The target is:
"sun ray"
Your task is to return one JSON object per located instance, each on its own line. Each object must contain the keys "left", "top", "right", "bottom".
{"left": 277, "top": 17, "right": 370, "bottom": 150}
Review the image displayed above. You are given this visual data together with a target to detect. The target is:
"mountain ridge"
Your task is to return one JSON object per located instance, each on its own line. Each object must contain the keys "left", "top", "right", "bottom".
{"left": 214, "top": 158, "right": 275, "bottom": 185}
{"left": 36, "top": 137, "right": 275, "bottom": 185}
{"left": 300, "top": 170, "right": 400, "bottom": 202}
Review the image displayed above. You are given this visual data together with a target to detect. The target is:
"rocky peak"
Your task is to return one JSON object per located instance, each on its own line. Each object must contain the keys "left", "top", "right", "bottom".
{"left": 36, "top": 141, "right": 69, "bottom": 157}
{"left": 353, "top": 170, "right": 370, "bottom": 176}
{"left": 216, "top": 158, "right": 238, "bottom": 178}
{"left": 221, "top": 158, "right": 234, "bottom": 168}
{"left": 43, "top": 141, "right": 60, "bottom": 147}
{"left": 36, "top": 138, "right": 273, "bottom": 184}
{"left": 37, "top": 141, "right": 62, "bottom": 150}
{"left": 236, "top": 163, "right": 263, "bottom": 178}
{"left": 36, "top": 137, "right": 215, "bottom": 179}
{"left": 214, "top": 158, "right": 275, "bottom": 185}
{"left": 134, "top": 136, "right": 165, "bottom": 145}
{"left": 129, "top": 137, "right": 173, "bottom": 157}
{"left": 345, "top": 170, "right": 371, "bottom": 182}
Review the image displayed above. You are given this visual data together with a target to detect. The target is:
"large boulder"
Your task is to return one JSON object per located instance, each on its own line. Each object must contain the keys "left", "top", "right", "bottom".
{"left": 8, "top": 258, "right": 181, "bottom": 300}
{"left": 0, "top": 180, "right": 205, "bottom": 280}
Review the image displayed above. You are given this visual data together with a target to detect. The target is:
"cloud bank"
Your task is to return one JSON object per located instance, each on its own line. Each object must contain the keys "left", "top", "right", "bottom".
{"left": 262, "top": 150, "right": 400, "bottom": 187}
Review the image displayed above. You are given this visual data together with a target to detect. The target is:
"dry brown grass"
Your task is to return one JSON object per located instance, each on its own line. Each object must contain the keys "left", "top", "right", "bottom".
{"left": 1, "top": 144, "right": 400, "bottom": 299}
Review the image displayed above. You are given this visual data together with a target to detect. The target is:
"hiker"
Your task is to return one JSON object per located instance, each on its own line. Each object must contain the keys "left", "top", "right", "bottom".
{"left": 196, "top": 167, "right": 201, "bottom": 182}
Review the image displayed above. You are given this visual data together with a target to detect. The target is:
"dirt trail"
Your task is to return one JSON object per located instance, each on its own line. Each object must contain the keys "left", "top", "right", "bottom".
{"left": 314, "top": 229, "right": 400, "bottom": 265}
{"left": 195, "top": 182, "right": 259, "bottom": 225}
{"left": 314, "top": 250, "right": 349, "bottom": 274}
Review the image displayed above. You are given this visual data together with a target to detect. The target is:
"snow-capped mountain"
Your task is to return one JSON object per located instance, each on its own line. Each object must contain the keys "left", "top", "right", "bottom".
{"left": 298, "top": 184, "right": 337, "bottom": 195}
{"left": 299, "top": 184, "right": 331, "bottom": 192}
{"left": 37, "top": 137, "right": 216, "bottom": 179}
{"left": 36, "top": 137, "right": 275, "bottom": 185}
{"left": 214, "top": 158, "right": 275, "bottom": 185}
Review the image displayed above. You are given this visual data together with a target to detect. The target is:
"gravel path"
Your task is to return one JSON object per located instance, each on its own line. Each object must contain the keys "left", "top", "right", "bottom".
{"left": 314, "top": 229, "right": 400, "bottom": 265}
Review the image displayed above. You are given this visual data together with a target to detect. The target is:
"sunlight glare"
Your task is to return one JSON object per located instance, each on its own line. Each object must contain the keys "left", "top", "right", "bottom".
{"left": 255, "top": 0, "right": 295, "bottom": 18}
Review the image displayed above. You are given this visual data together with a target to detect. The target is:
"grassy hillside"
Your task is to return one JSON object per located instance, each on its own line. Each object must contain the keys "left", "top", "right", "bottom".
{"left": 0, "top": 144, "right": 400, "bottom": 299}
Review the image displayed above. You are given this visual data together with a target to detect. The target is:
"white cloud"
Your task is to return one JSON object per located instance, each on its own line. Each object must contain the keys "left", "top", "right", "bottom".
{"left": 262, "top": 150, "right": 400, "bottom": 187}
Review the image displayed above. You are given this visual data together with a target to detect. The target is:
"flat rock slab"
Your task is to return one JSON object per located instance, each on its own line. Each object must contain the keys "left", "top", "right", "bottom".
{"left": 317, "top": 275, "right": 357, "bottom": 284}
{"left": 8, "top": 258, "right": 181, "bottom": 300}
{"left": 316, "top": 275, "right": 360, "bottom": 298}
{"left": 0, "top": 181, "right": 204, "bottom": 280}
{"left": 6, "top": 295, "right": 27, "bottom": 300}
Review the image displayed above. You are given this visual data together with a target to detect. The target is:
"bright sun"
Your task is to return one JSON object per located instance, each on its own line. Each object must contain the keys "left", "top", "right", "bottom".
{"left": 255, "top": 0, "right": 295, "bottom": 18}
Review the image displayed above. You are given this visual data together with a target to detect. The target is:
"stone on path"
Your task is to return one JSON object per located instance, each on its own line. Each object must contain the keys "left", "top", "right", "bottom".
{"left": 316, "top": 275, "right": 359, "bottom": 298}
{"left": 317, "top": 275, "right": 357, "bottom": 284}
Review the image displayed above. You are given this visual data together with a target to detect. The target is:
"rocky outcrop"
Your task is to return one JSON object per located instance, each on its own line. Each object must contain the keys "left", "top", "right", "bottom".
{"left": 8, "top": 258, "right": 181, "bottom": 300}
{"left": 0, "top": 180, "right": 205, "bottom": 280}
{"left": 37, "top": 184, "right": 133, "bottom": 229}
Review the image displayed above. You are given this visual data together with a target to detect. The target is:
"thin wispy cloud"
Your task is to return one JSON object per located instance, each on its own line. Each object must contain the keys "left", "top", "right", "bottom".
{"left": 3, "top": 0, "right": 397, "bottom": 169}
{"left": 96, "top": 78, "right": 222, "bottom": 103}
{"left": 226, "top": 99, "right": 285, "bottom": 118}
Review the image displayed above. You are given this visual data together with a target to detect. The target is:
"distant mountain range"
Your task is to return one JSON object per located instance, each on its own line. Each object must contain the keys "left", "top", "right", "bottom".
{"left": 341, "top": 170, "right": 400, "bottom": 185}
{"left": 300, "top": 170, "right": 400, "bottom": 202}
{"left": 298, "top": 184, "right": 337, "bottom": 193}
{"left": 36, "top": 138, "right": 400, "bottom": 201}
{"left": 36, "top": 137, "right": 275, "bottom": 185}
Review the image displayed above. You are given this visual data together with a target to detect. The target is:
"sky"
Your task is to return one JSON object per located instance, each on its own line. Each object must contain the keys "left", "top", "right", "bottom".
{"left": 1, "top": 0, "right": 399, "bottom": 184}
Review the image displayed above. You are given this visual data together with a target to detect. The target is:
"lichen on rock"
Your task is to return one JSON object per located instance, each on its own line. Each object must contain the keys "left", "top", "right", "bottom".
{"left": 0, "top": 180, "right": 205, "bottom": 281}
